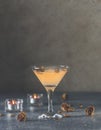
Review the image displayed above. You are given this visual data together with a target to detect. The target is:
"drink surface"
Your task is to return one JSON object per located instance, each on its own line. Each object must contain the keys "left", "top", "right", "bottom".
{"left": 33, "top": 67, "right": 67, "bottom": 91}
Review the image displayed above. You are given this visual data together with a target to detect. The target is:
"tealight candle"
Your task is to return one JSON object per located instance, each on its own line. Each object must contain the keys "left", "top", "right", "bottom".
{"left": 27, "top": 93, "right": 43, "bottom": 106}
{"left": 5, "top": 99, "right": 23, "bottom": 112}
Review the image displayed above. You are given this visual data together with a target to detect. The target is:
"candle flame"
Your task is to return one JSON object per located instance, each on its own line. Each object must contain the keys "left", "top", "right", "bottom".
{"left": 9, "top": 100, "right": 16, "bottom": 105}
{"left": 32, "top": 94, "right": 39, "bottom": 99}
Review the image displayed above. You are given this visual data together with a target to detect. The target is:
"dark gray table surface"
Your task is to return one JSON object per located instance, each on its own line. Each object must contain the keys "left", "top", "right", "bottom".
{"left": 0, "top": 92, "right": 101, "bottom": 130}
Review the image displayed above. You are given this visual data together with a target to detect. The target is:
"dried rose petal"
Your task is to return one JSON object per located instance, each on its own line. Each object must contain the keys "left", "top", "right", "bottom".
{"left": 17, "top": 112, "right": 27, "bottom": 121}
{"left": 61, "top": 93, "right": 68, "bottom": 100}
{"left": 79, "top": 104, "right": 83, "bottom": 109}
{"left": 85, "top": 105, "right": 95, "bottom": 116}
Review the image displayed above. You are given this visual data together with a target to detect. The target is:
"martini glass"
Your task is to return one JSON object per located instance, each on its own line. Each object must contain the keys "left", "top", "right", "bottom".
{"left": 32, "top": 65, "right": 69, "bottom": 119}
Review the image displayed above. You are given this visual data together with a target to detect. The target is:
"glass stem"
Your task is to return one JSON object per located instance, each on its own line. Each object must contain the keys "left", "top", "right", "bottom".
{"left": 47, "top": 89, "right": 53, "bottom": 114}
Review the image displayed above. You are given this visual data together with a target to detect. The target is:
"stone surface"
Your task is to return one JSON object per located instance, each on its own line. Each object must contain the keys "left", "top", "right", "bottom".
{"left": 0, "top": 92, "right": 101, "bottom": 130}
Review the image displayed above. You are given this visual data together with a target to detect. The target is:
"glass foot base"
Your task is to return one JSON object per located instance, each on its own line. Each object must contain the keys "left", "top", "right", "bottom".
{"left": 38, "top": 113, "right": 63, "bottom": 120}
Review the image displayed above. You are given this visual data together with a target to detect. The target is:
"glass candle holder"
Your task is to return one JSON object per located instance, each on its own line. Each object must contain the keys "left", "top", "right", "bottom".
{"left": 5, "top": 99, "right": 23, "bottom": 112}
{"left": 27, "top": 93, "right": 43, "bottom": 106}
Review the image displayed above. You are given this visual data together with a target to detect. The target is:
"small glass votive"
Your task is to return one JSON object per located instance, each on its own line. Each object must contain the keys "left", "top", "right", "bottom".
{"left": 5, "top": 99, "right": 23, "bottom": 112}
{"left": 27, "top": 93, "right": 43, "bottom": 106}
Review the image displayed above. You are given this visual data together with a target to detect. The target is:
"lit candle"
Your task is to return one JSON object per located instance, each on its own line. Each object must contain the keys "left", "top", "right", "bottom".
{"left": 5, "top": 99, "right": 23, "bottom": 112}
{"left": 27, "top": 93, "right": 43, "bottom": 106}
{"left": 7, "top": 100, "right": 16, "bottom": 110}
{"left": 30, "top": 94, "right": 39, "bottom": 104}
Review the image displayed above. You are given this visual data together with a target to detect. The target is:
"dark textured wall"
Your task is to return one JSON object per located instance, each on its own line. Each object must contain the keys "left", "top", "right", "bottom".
{"left": 0, "top": 0, "right": 101, "bottom": 93}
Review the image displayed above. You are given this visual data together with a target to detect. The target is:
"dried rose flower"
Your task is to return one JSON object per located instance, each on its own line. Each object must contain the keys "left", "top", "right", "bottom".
{"left": 17, "top": 112, "right": 27, "bottom": 121}
{"left": 36, "top": 66, "right": 45, "bottom": 72}
{"left": 85, "top": 105, "right": 95, "bottom": 116}
{"left": 61, "top": 103, "right": 75, "bottom": 112}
